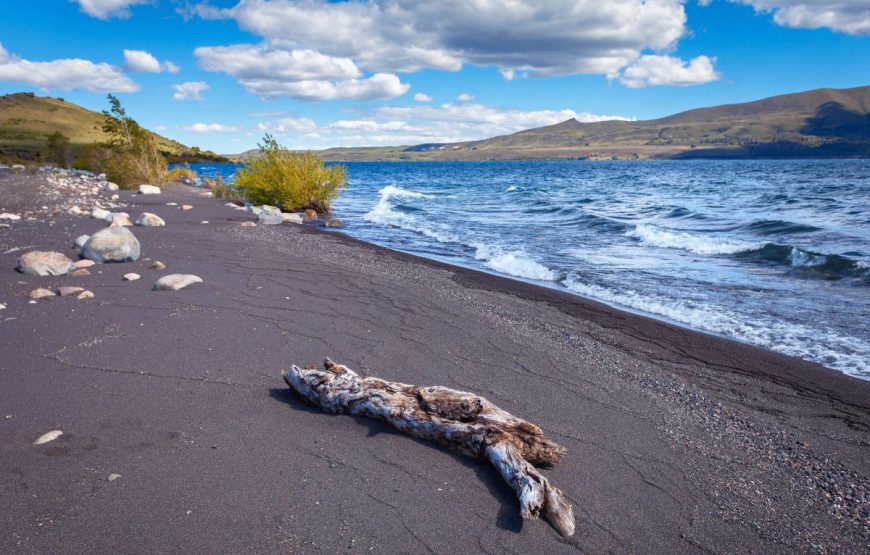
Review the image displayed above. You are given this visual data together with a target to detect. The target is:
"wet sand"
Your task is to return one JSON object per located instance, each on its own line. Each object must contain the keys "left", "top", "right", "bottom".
{"left": 1, "top": 174, "right": 868, "bottom": 554}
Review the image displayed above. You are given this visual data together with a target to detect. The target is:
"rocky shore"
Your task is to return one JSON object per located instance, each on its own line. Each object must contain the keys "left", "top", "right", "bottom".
{"left": 0, "top": 167, "right": 868, "bottom": 554}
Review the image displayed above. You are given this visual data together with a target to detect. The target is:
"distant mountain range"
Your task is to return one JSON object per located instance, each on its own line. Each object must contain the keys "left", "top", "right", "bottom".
{"left": 0, "top": 92, "right": 226, "bottom": 164}
{"left": 309, "top": 86, "right": 870, "bottom": 161}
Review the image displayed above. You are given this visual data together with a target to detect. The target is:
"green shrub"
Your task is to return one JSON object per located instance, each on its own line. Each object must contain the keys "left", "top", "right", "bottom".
{"left": 101, "top": 94, "right": 168, "bottom": 188}
{"left": 44, "top": 131, "right": 72, "bottom": 168}
{"left": 234, "top": 135, "right": 347, "bottom": 212}
{"left": 73, "top": 142, "right": 112, "bottom": 173}
{"left": 207, "top": 175, "right": 245, "bottom": 203}
{"left": 166, "top": 165, "right": 198, "bottom": 182}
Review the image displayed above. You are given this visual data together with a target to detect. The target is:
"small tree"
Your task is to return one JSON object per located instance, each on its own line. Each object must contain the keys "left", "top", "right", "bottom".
{"left": 101, "top": 94, "right": 168, "bottom": 188}
{"left": 73, "top": 142, "right": 113, "bottom": 173}
{"left": 234, "top": 134, "right": 347, "bottom": 212}
{"left": 45, "top": 131, "right": 71, "bottom": 168}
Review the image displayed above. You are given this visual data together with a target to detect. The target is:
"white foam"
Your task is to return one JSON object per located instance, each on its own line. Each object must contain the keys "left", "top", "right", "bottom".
{"left": 562, "top": 276, "right": 870, "bottom": 377}
{"left": 480, "top": 251, "right": 556, "bottom": 281}
{"left": 505, "top": 185, "right": 519, "bottom": 192}
{"left": 788, "top": 247, "right": 826, "bottom": 268}
{"left": 626, "top": 224, "right": 760, "bottom": 255}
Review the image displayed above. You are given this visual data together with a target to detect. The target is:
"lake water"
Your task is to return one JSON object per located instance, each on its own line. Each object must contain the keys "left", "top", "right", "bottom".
{"left": 188, "top": 160, "right": 870, "bottom": 380}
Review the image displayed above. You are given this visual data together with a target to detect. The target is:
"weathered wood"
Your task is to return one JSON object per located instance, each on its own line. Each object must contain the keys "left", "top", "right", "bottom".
{"left": 283, "top": 358, "right": 575, "bottom": 537}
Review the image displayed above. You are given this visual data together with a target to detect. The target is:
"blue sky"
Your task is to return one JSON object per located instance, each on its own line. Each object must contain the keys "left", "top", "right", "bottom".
{"left": 0, "top": 0, "right": 868, "bottom": 154}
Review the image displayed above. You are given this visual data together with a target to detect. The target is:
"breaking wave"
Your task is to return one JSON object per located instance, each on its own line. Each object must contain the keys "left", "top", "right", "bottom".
{"left": 625, "top": 224, "right": 761, "bottom": 255}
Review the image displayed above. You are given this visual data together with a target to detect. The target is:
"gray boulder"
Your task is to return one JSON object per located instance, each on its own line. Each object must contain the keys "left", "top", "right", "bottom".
{"left": 258, "top": 212, "right": 283, "bottom": 225}
{"left": 17, "top": 251, "right": 74, "bottom": 276}
{"left": 82, "top": 227, "right": 141, "bottom": 263}
{"left": 74, "top": 235, "right": 90, "bottom": 252}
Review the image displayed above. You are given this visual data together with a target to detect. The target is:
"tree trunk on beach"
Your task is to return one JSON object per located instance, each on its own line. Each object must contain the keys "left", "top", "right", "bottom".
{"left": 283, "top": 359, "right": 575, "bottom": 537}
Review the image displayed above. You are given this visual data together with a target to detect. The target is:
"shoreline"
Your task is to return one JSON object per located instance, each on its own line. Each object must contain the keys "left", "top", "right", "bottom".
{"left": 1, "top": 172, "right": 868, "bottom": 553}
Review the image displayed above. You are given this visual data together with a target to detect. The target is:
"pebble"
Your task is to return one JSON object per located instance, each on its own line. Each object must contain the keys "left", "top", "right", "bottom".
{"left": 166, "top": 202, "right": 178, "bottom": 206}
{"left": 123, "top": 273, "right": 141, "bottom": 281}
{"left": 200, "top": 220, "right": 209, "bottom": 224}
{"left": 181, "top": 204, "right": 193, "bottom": 211}
{"left": 77, "top": 290, "right": 94, "bottom": 300}
{"left": 29, "top": 288, "right": 56, "bottom": 300}
{"left": 74, "top": 259, "right": 95, "bottom": 269}
{"left": 108, "top": 474, "right": 122, "bottom": 482}
{"left": 150, "top": 261, "right": 167, "bottom": 270}
{"left": 57, "top": 286, "right": 85, "bottom": 297}
{"left": 110, "top": 194, "right": 120, "bottom": 201}
{"left": 0, "top": 303, "right": 6, "bottom": 310}
{"left": 70, "top": 268, "right": 91, "bottom": 277}
{"left": 135, "top": 212, "right": 166, "bottom": 227}
{"left": 153, "top": 274, "right": 203, "bottom": 291}
{"left": 240, "top": 222, "right": 257, "bottom": 227}
{"left": 33, "top": 430, "right": 63, "bottom": 445}
{"left": 91, "top": 207, "right": 112, "bottom": 221}
{"left": 0, "top": 213, "right": 22, "bottom": 221}
{"left": 138, "top": 184, "right": 161, "bottom": 195}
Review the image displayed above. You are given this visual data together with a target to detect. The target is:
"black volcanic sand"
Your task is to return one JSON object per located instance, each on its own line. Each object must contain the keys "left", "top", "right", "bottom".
{"left": 1, "top": 172, "right": 868, "bottom": 554}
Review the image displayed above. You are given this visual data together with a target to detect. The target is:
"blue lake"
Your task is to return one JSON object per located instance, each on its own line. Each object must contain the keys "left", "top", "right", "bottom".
{"left": 187, "top": 160, "right": 870, "bottom": 379}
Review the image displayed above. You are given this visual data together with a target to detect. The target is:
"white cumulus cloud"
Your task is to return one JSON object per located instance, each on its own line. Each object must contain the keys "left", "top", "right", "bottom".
{"left": 616, "top": 55, "right": 720, "bottom": 88}
{"left": 456, "top": 93, "right": 475, "bottom": 102}
{"left": 252, "top": 101, "right": 634, "bottom": 148}
{"left": 73, "top": 0, "right": 151, "bottom": 20}
{"left": 0, "top": 42, "right": 138, "bottom": 93}
{"left": 123, "top": 49, "right": 180, "bottom": 73}
{"left": 732, "top": 0, "right": 870, "bottom": 35}
{"left": 182, "top": 123, "right": 240, "bottom": 133}
{"left": 195, "top": 43, "right": 409, "bottom": 100}
{"left": 193, "top": 0, "right": 697, "bottom": 79}
{"left": 173, "top": 81, "right": 209, "bottom": 100}
{"left": 413, "top": 92, "right": 433, "bottom": 102}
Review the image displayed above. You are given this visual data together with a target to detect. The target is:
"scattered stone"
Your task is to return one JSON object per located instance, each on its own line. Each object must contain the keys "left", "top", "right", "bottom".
{"left": 303, "top": 209, "right": 318, "bottom": 221}
{"left": 57, "top": 286, "right": 85, "bottom": 297}
{"left": 139, "top": 184, "right": 161, "bottom": 195}
{"left": 135, "top": 212, "right": 165, "bottom": 227}
{"left": 67, "top": 205, "right": 82, "bottom": 216}
{"left": 123, "top": 273, "right": 140, "bottom": 281}
{"left": 77, "top": 290, "right": 94, "bottom": 300}
{"left": 11, "top": 164, "right": 25, "bottom": 172}
{"left": 91, "top": 207, "right": 112, "bottom": 221}
{"left": 240, "top": 222, "right": 257, "bottom": 227}
{"left": 29, "top": 288, "right": 55, "bottom": 300}
{"left": 74, "top": 259, "right": 95, "bottom": 269}
{"left": 282, "top": 212, "right": 304, "bottom": 224}
{"left": 74, "top": 235, "right": 90, "bottom": 252}
{"left": 27, "top": 300, "right": 37, "bottom": 305}
{"left": 0, "top": 303, "right": 5, "bottom": 310}
{"left": 70, "top": 269, "right": 91, "bottom": 277}
{"left": 108, "top": 474, "right": 122, "bottom": 482}
{"left": 181, "top": 204, "right": 193, "bottom": 211}
{"left": 260, "top": 205, "right": 282, "bottom": 216}
{"left": 82, "top": 227, "right": 141, "bottom": 263}
{"left": 110, "top": 213, "right": 134, "bottom": 227}
{"left": 110, "top": 194, "right": 120, "bottom": 201}
{"left": 166, "top": 202, "right": 178, "bottom": 206}
{"left": 105, "top": 182, "right": 119, "bottom": 192}
{"left": 17, "top": 251, "right": 74, "bottom": 276}
{"left": 149, "top": 261, "right": 167, "bottom": 271}
{"left": 0, "top": 213, "right": 21, "bottom": 221}
{"left": 246, "top": 205, "right": 262, "bottom": 215}
{"left": 154, "top": 274, "right": 203, "bottom": 291}
{"left": 258, "top": 212, "right": 283, "bottom": 225}
{"left": 325, "top": 219, "right": 344, "bottom": 228}
{"left": 33, "top": 430, "right": 63, "bottom": 445}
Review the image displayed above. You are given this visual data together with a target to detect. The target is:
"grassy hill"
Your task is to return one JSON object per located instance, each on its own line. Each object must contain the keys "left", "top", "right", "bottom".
{"left": 0, "top": 92, "right": 226, "bottom": 164}
{"left": 315, "top": 86, "right": 870, "bottom": 161}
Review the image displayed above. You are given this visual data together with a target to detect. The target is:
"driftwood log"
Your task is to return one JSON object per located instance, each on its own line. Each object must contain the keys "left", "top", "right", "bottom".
{"left": 283, "top": 359, "right": 575, "bottom": 537}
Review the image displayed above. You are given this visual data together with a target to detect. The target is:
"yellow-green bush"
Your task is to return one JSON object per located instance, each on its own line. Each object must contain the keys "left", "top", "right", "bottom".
{"left": 234, "top": 135, "right": 347, "bottom": 212}
{"left": 101, "top": 94, "right": 169, "bottom": 189}
{"left": 166, "top": 166, "right": 198, "bottom": 182}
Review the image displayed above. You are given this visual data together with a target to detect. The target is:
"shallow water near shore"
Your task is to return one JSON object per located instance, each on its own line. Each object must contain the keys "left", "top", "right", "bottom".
{"left": 190, "top": 160, "right": 870, "bottom": 379}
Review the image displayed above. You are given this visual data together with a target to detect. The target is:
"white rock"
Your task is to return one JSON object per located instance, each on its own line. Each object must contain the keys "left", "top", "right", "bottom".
{"left": 108, "top": 474, "right": 122, "bottom": 482}
{"left": 200, "top": 220, "right": 209, "bottom": 224}
{"left": 123, "top": 273, "right": 140, "bottom": 281}
{"left": 153, "top": 274, "right": 203, "bottom": 291}
{"left": 165, "top": 202, "right": 178, "bottom": 206}
{"left": 0, "top": 303, "right": 6, "bottom": 310}
{"left": 82, "top": 227, "right": 141, "bottom": 263}
{"left": 74, "top": 235, "right": 90, "bottom": 252}
{"left": 110, "top": 213, "right": 133, "bottom": 227}
{"left": 247, "top": 205, "right": 262, "bottom": 216}
{"left": 135, "top": 213, "right": 165, "bottom": 227}
{"left": 91, "top": 208, "right": 112, "bottom": 221}
{"left": 260, "top": 205, "right": 282, "bottom": 216}
{"left": 258, "top": 212, "right": 283, "bottom": 225}
{"left": 67, "top": 206, "right": 82, "bottom": 216}
{"left": 33, "top": 430, "right": 63, "bottom": 445}
{"left": 105, "top": 182, "right": 119, "bottom": 192}
{"left": 110, "top": 194, "right": 120, "bottom": 201}
{"left": 0, "top": 213, "right": 21, "bottom": 221}
{"left": 139, "top": 184, "right": 161, "bottom": 195}
{"left": 17, "top": 251, "right": 74, "bottom": 276}
{"left": 77, "top": 290, "right": 95, "bottom": 300}
{"left": 282, "top": 212, "right": 304, "bottom": 224}
{"left": 74, "top": 259, "right": 95, "bottom": 269}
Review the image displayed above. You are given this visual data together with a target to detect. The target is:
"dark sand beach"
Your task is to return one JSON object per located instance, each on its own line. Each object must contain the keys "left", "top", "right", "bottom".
{"left": 1, "top": 171, "right": 868, "bottom": 554}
